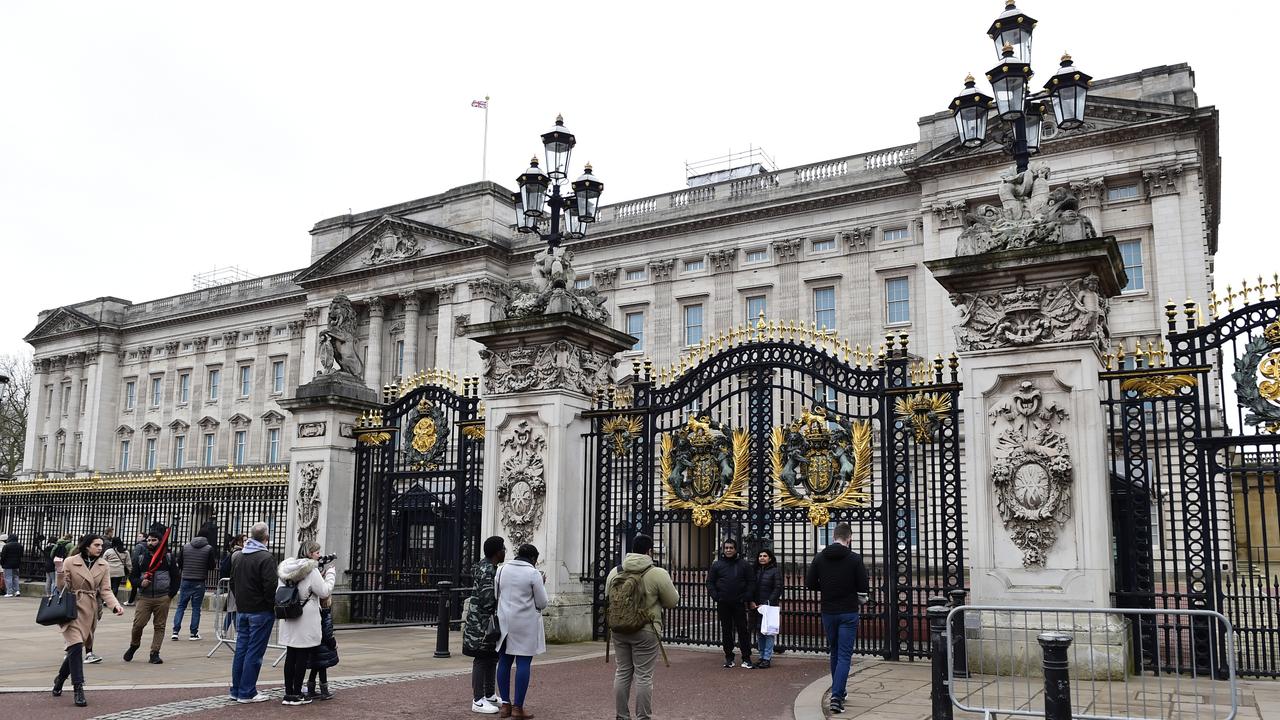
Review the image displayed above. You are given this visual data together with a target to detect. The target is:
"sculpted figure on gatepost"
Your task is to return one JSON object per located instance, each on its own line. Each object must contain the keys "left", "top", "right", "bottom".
{"left": 317, "top": 295, "right": 365, "bottom": 380}
{"left": 957, "top": 163, "right": 1097, "bottom": 256}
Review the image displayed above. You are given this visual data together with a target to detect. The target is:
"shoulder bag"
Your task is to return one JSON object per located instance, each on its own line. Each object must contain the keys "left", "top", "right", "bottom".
{"left": 482, "top": 566, "right": 502, "bottom": 647}
{"left": 36, "top": 570, "right": 78, "bottom": 627}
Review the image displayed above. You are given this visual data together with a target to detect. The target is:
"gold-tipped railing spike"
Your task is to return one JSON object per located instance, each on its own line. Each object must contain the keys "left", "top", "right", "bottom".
{"left": 1209, "top": 291, "right": 1219, "bottom": 319}
{"left": 1183, "top": 299, "right": 1197, "bottom": 331}
{"left": 1165, "top": 299, "right": 1178, "bottom": 332}
{"left": 934, "top": 354, "right": 945, "bottom": 383}
{"left": 1102, "top": 349, "right": 1115, "bottom": 371}
{"left": 1225, "top": 284, "right": 1235, "bottom": 313}
{"left": 1115, "top": 343, "right": 1127, "bottom": 368}
{"left": 1240, "top": 278, "right": 1252, "bottom": 304}
{"left": 898, "top": 333, "right": 909, "bottom": 352}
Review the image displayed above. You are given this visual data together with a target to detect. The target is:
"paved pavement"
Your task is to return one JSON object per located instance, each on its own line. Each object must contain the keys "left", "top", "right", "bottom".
{"left": 3, "top": 595, "right": 1277, "bottom": 719}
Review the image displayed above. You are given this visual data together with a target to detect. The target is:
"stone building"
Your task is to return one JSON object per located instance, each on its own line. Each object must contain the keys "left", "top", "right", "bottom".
{"left": 19, "top": 63, "right": 1219, "bottom": 478}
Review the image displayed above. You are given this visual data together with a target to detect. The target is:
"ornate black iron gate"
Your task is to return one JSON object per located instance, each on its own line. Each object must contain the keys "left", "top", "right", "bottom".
{"left": 1103, "top": 296, "right": 1280, "bottom": 678}
{"left": 349, "top": 372, "right": 485, "bottom": 624}
{"left": 585, "top": 330, "right": 964, "bottom": 659}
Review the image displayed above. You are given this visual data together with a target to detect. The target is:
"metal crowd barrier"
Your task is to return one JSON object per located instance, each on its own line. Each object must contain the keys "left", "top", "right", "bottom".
{"left": 929, "top": 604, "right": 1239, "bottom": 720}
{"left": 208, "top": 579, "right": 474, "bottom": 665}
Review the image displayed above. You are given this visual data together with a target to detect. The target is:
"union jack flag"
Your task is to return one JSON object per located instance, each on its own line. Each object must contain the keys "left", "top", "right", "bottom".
{"left": 471, "top": 99, "right": 488, "bottom": 109}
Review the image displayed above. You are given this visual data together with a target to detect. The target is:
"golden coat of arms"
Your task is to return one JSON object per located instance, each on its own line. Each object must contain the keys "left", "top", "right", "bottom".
{"left": 405, "top": 398, "right": 449, "bottom": 470}
{"left": 771, "top": 406, "right": 872, "bottom": 526}
{"left": 660, "top": 416, "right": 749, "bottom": 527}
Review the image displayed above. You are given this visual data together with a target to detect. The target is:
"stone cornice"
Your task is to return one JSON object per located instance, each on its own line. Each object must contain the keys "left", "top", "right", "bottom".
{"left": 295, "top": 214, "right": 498, "bottom": 286}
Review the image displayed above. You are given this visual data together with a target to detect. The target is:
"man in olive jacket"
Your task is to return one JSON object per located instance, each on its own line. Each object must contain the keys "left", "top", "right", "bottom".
{"left": 606, "top": 534, "right": 679, "bottom": 720}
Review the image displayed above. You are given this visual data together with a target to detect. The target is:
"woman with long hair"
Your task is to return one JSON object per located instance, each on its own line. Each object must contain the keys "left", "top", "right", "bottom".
{"left": 495, "top": 543, "right": 548, "bottom": 719}
{"left": 749, "top": 548, "right": 783, "bottom": 669}
{"left": 52, "top": 533, "right": 124, "bottom": 707}
{"left": 102, "top": 537, "right": 131, "bottom": 601}
{"left": 276, "top": 540, "right": 335, "bottom": 706}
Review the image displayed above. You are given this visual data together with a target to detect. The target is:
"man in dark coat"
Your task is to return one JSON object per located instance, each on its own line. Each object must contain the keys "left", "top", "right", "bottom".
{"left": 172, "top": 535, "right": 216, "bottom": 640}
{"left": 1, "top": 533, "right": 24, "bottom": 597}
{"left": 125, "top": 523, "right": 180, "bottom": 664}
{"left": 229, "top": 521, "right": 279, "bottom": 703}
{"left": 805, "top": 523, "right": 870, "bottom": 715}
{"left": 706, "top": 536, "right": 754, "bottom": 668}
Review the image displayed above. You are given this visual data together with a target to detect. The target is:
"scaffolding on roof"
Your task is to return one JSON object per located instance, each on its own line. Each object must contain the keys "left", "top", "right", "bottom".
{"left": 192, "top": 266, "right": 258, "bottom": 290}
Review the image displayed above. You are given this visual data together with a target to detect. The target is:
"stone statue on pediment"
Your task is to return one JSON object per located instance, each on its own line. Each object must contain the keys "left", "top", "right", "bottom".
{"left": 317, "top": 295, "right": 365, "bottom": 379}
{"left": 957, "top": 163, "right": 1097, "bottom": 256}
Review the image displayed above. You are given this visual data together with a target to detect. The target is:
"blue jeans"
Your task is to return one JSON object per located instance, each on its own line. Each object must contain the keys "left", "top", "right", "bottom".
{"left": 821, "top": 611, "right": 860, "bottom": 700}
{"left": 756, "top": 632, "right": 776, "bottom": 661}
{"left": 3, "top": 568, "right": 18, "bottom": 595}
{"left": 230, "top": 611, "right": 275, "bottom": 699}
{"left": 172, "top": 579, "right": 207, "bottom": 633}
{"left": 496, "top": 652, "right": 533, "bottom": 707}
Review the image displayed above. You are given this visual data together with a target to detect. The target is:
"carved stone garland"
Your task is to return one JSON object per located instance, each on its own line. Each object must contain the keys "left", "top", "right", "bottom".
{"left": 498, "top": 420, "right": 547, "bottom": 546}
{"left": 296, "top": 462, "right": 323, "bottom": 545}
{"left": 988, "top": 381, "right": 1073, "bottom": 568}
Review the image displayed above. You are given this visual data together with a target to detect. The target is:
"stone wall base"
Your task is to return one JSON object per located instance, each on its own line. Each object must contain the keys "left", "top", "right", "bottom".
{"left": 962, "top": 610, "right": 1127, "bottom": 679}
{"left": 543, "top": 590, "right": 593, "bottom": 644}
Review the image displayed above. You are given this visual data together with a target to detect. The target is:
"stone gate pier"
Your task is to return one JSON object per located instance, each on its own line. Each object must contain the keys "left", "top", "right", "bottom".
{"left": 926, "top": 165, "right": 1130, "bottom": 677}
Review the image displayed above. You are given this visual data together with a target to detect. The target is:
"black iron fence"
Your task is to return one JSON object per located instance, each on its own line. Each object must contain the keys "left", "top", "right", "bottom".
{"left": 0, "top": 464, "right": 289, "bottom": 582}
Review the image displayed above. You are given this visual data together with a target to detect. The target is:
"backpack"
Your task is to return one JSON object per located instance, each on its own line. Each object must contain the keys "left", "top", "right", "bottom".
{"left": 606, "top": 565, "right": 654, "bottom": 633}
{"left": 274, "top": 581, "right": 308, "bottom": 619}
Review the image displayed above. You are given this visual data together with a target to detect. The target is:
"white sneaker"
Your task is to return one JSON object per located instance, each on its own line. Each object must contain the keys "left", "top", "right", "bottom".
{"left": 237, "top": 693, "right": 271, "bottom": 704}
{"left": 486, "top": 694, "right": 501, "bottom": 705}
{"left": 472, "top": 699, "right": 500, "bottom": 714}
{"left": 170, "top": 631, "right": 180, "bottom": 641}
{"left": 84, "top": 652, "right": 103, "bottom": 664}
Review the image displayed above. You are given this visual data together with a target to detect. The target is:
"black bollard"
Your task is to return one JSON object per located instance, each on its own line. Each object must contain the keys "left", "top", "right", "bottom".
{"left": 1038, "top": 632, "right": 1074, "bottom": 720}
{"left": 948, "top": 589, "right": 969, "bottom": 678}
{"left": 928, "top": 604, "right": 954, "bottom": 720}
{"left": 434, "top": 581, "right": 454, "bottom": 659}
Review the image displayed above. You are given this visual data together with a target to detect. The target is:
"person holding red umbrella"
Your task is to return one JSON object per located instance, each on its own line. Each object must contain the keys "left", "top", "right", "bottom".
{"left": 124, "top": 523, "right": 179, "bottom": 664}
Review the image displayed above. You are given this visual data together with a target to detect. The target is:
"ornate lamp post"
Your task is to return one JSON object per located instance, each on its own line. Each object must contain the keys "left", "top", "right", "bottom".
{"left": 948, "top": 1, "right": 1092, "bottom": 172}
{"left": 513, "top": 115, "right": 603, "bottom": 250}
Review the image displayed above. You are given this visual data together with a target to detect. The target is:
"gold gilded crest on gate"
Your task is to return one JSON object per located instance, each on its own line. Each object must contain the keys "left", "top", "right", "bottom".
{"left": 772, "top": 406, "right": 872, "bottom": 527}
{"left": 660, "top": 416, "right": 749, "bottom": 527}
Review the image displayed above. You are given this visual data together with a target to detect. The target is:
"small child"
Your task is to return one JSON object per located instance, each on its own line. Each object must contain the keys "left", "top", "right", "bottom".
{"left": 306, "top": 595, "right": 339, "bottom": 701}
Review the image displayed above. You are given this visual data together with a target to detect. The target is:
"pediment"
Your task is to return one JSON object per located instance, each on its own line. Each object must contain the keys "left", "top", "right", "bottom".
{"left": 141, "top": 422, "right": 161, "bottom": 436}
{"left": 294, "top": 215, "right": 488, "bottom": 283}
{"left": 168, "top": 419, "right": 190, "bottom": 433}
{"left": 260, "top": 410, "right": 285, "bottom": 425}
{"left": 228, "top": 413, "right": 252, "bottom": 427}
{"left": 197, "top": 416, "right": 220, "bottom": 429}
{"left": 25, "top": 307, "right": 100, "bottom": 342}
{"left": 116, "top": 424, "right": 135, "bottom": 437}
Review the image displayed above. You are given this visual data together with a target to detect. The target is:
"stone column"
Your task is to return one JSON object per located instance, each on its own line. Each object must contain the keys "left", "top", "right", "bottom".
{"left": 300, "top": 307, "right": 323, "bottom": 381}
{"left": 1070, "top": 178, "right": 1105, "bottom": 237}
{"left": 433, "top": 284, "right": 457, "bottom": 374}
{"left": 364, "top": 298, "right": 385, "bottom": 388}
{"left": 21, "top": 358, "right": 50, "bottom": 476}
{"left": 467, "top": 312, "right": 634, "bottom": 642}
{"left": 401, "top": 292, "right": 421, "bottom": 376}
{"left": 1143, "top": 165, "right": 1188, "bottom": 303}
{"left": 772, "top": 238, "right": 803, "bottom": 321}
{"left": 65, "top": 353, "right": 85, "bottom": 472}
{"left": 926, "top": 236, "right": 1127, "bottom": 677}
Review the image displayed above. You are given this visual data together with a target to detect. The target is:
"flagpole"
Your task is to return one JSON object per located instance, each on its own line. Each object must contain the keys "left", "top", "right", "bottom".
{"left": 482, "top": 95, "right": 490, "bottom": 181}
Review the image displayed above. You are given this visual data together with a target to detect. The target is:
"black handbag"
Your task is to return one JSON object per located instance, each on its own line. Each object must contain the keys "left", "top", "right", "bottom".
{"left": 483, "top": 567, "right": 502, "bottom": 647}
{"left": 37, "top": 585, "right": 78, "bottom": 627}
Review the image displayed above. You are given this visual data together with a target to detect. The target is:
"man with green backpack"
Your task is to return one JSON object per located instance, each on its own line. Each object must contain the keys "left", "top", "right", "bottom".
{"left": 605, "top": 534, "right": 679, "bottom": 720}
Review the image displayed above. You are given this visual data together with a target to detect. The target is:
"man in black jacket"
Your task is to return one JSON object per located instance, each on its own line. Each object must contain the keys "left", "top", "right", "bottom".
{"left": 706, "top": 537, "right": 754, "bottom": 669}
{"left": 125, "top": 524, "right": 180, "bottom": 664}
{"left": 229, "top": 521, "right": 278, "bottom": 703}
{"left": 1, "top": 533, "right": 24, "bottom": 597}
{"left": 805, "top": 523, "right": 869, "bottom": 715}
{"left": 172, "top": 535, "right": 216, "bottom": 640}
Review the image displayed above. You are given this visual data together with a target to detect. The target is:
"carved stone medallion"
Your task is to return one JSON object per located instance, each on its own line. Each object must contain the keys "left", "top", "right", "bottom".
{"left": 297, "top": 421, "right": 327, "bottom": 438}
{"left": 296, "top": 462, "right": 323, "bottom": 545}
{"left": 498, "top": 420, "right": 547, "bottom": 546}
{"left": 988, "top": 381, "right": 1073, "bottom": 568}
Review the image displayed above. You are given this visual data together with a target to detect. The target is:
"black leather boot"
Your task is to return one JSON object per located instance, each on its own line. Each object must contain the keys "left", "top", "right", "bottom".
{"left": 149, "top": 652, "right": 163, "bottom": 664}
{"left": 73, "top": 685, "right": 87, "bottom": 707}
{"left": 317, "top": 682, "right": 333, "bottom": 700}
{"left": 52, "top": 671, "right": 68, "bottom": 697}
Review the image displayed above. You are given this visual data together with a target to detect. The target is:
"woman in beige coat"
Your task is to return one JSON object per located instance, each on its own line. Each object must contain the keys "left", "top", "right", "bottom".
{"left": 52, "top": 533, "right": 124, "bottom": 708}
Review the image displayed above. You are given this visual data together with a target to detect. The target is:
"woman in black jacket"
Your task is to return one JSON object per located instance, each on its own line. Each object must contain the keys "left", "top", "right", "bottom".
{"left": 749, "top": 549, "right": 783, "bottom": 668}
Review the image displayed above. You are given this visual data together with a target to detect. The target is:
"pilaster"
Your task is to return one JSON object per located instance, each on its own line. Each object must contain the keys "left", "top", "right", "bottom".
{"left": 401, "top": 292, "right": 421, "bottom": 376}
{"left": 364, "top": 298, "right": 385, "bottom": 388}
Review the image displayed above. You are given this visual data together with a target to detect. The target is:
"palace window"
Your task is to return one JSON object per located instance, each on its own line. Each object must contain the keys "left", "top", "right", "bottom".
{"left": 145, "top": 438, "right": 157, "bottom": 471}
{"left": 683, "top": 304, "right": 704, "bottom": 346}
{"left": 79, "top": 380, "right": 87, "bottom": 414}
{"left": 119, "top": 439, "right": 131, "bottom": 471}
{"left": 267, "top": 428, "right": 280, "bottom": 464}
{"left": 811, "top": 238, "right": 836, "bottom": 253}
{"left": 744, "top": 248, "right": 768, "bottom": 264}
{"left": 124, "top": 381, "right": 136, "bottom": 411}
{"left": 684, "top": 258, "right": 705, "bottom": 273}
{"left": 1107, "top": 184, "right": 1139, "bottom": 201}
{"left": 625, "top": 268, "right": 647, "bottom": 282}
{"left": 151, "top": 376, "right": 162, "bottom": 407}
{"left": 746, "top": 295, "right": 767, "bottom": 324}
{"left": 813, "top": 287, "right": 836, "bottom": 331}
{"left": 203, "top": 433, "right": 215, "bottom": 467}
{"left": 625, "top": 311, "right": 645, "bottom": 351}
{"left": 239, "top": 365, "right": 252, "bottom": 397}
{"left": 174, "top": 435, "right": 186, "bottom": 469}
{"left": 61, "top": 383, "right": 70, "bottom": 416}
{"left": 55, "top": 440, "right": 65, "bottom": 470}
{"left": 45, "top": 385, "right": 53, "bottom": 417}
{"left": 234, "top": 430, "right": 247, "bottom": 465}
{"left": 883, "top": 227, "right": 911, "bottom": 243}
{"left": 272, "top": 361, "right": 285, "bottom": 393}
{"left": 574, "top": 277, "right": 592, "bottom": 290}
{"left": 208, "top": 369, "right": 220, "bottom": 401}
{"left": 395, "top": 340, "right": 405, "bottom": 376}
{"left": 178, "top": 373, "right": 190, "bottom": 404}
{"left": 886, "top": 277, "right": 911, "bottom": 325}
{"left": 1118, "top": 239, "right": 1145, "bottom": 292}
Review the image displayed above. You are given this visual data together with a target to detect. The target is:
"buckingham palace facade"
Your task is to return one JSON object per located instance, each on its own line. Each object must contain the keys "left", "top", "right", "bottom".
{"left": 18, "top": 63, "right": 1219, "bottom": 478}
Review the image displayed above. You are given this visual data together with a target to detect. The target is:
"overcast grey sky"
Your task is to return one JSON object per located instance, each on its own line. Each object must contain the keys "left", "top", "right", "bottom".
{"left": 2, "top": 1, "right": 1275, "bottom": 360}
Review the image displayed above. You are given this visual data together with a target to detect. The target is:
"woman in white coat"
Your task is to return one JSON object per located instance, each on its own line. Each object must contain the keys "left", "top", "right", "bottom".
{"left": 495, "top": 543, "right": 548, "bottom": 719}
{"left": 276, "top": 541, "right": 335, "bottom": 706}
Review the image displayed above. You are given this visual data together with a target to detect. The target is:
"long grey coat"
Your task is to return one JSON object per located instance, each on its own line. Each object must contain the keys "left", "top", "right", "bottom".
{"left": 495, "top": 559, "right": 548, "bottom": 657}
